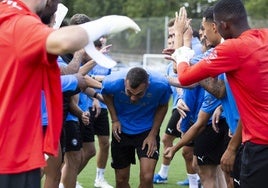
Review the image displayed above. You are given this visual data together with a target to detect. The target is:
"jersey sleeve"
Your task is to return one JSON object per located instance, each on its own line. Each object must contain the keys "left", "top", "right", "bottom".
{"left": 178, "top": 40, "right": 241, "bottom": 86}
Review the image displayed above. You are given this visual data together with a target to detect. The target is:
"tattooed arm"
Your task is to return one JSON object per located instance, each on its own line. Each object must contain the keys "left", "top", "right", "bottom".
{"left": 199, "top": 77, "right": 226, "bottom": 99}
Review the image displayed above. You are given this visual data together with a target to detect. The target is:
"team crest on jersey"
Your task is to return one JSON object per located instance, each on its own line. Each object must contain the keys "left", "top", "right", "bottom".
{"left": 205, "top": 49, "right": 218, "bottom": 64}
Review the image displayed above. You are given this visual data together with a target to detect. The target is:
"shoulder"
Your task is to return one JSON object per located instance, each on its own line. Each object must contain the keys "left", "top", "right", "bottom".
{"left": 102, "top": 71, "right": 126, "bottom": 89}
{"left": 148, "top": 71, "right": 170, "bottom": 90}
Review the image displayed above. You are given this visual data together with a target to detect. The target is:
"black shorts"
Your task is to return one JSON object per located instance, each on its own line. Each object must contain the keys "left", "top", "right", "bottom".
{"left": 79, "top": 120, "right": 94, "bottom": 143}
{"left": 164, "top": 109, "right": 181, "bottom": 137}
{"left": 194, "top": 118, "right": 230, "bottom": 165}
{"left": 240, "top": 141, "right": 268, "bottom": 188}
{"left": 111, "top": 130, "right": 160, "bottom": 169}
{"left": 64, "top": 120, "right": 83, "bottom": 152}
{"left": 231, "top": 144, "right": 243, "bottom": 188}
{"left": 80, "top": 108, "right": 110, "bottom": 143}
{"left": 0, "top": 168, "right": 40, "bottom": 188}
{"left": 90, "top": 108, "right": 110, "bottom": 136}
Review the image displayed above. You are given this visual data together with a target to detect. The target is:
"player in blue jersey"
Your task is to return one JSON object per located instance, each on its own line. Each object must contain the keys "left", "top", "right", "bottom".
{"left": 87, "top": 60, "right": 114, "bottom": 187}
{"left": 101, "top": 67, "right": 172, "bottom": 188}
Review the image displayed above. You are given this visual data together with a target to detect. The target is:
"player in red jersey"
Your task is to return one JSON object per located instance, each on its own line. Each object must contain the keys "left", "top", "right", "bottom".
{"left": 166, "top": 0, "right": 268, "bottom": 187}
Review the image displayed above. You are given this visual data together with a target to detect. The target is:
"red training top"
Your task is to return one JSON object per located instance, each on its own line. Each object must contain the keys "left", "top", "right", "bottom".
{"left": 0, "top": 0, "right": 63, "bottom": 173}
{"left": 178, "top": 29, "right": 268, "bottom": 145}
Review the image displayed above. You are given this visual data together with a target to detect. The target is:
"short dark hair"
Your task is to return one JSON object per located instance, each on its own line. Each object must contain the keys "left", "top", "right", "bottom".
{"left": 69, "top": 14, "right": 91, "bottom": 25}
{"left": 126, "top": 67, "right": 149, "bottom": 89}
{"left": 203, "top": 6, "right": 214, "bottom": 23}
{"left": 214, "top": 0, "right": 247, "bottom": 25}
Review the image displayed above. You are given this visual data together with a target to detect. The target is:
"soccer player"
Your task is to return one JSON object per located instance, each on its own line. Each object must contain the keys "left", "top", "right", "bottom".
{"left": 0, "top": 1, "right": 139, "bottom": 187}
{"left": 173, "top": 1, "right": 268, "bottom": 187}
{"left": 102, "top": 67, "right": 172, "bottom": 188}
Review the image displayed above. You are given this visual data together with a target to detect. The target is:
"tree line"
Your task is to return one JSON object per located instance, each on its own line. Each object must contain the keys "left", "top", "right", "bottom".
{"left": 62, "top": 0, "right": 268, "bottom": 20}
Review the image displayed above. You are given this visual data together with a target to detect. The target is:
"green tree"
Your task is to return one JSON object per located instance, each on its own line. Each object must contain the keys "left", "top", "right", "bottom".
{"left": 245, "top": 0, "right": 268, "bottom": 19}
{"left": 61, "top": 0, "right": 219, "bottom": 19}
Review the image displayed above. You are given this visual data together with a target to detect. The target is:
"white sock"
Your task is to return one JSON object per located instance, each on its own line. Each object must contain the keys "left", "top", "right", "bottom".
{"left": 187, "top": 173, "right": 199, "bottom": 188}
{"left": 96, "top": 168, "right": 105, "bottom": 181}
{"left": 158, "top": 164, "right": 170, "bottom": 178}
{"left": 58, "top": 183, "right": 64, "bottom": 188}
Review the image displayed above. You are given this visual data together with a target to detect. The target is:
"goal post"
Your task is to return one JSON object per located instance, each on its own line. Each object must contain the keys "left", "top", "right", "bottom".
{"left": 142, "top": 54, "right": 170, "bottom": 75}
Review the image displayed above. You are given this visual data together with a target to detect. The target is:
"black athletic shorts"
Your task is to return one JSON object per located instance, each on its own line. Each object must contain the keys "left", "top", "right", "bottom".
{"left": 165, "top": 109, "right": 181, "bottom": 137}
{"left": 64, "top": 120, "right": 83, "bottom": 152}
{"left": 240, "top": 141, "right": 268, "bottom": 188}
{"left": 79, "top": 119, "right": 94, "bottom": 142}
{"left": 80, "top": 108, "right": 110, "bottom": 143}
{"left": 194, "top": 118, "right": 230, "bottom": 165}
{"left": 0, "top": 168, "right": 40, "bottom": 188}
{"left": 231, "top": 144, "right": 243, "bottom": 188}
{"left": 111, "top": 130, "right": 160, "bottom": 169}
{"left": 90, "top": 108, "right": 110, "bottom": 136}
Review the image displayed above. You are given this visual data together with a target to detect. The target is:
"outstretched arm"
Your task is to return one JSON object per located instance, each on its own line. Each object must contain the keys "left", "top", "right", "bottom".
{"left": 164, "top": 110, "right": 210, "bottom": 160}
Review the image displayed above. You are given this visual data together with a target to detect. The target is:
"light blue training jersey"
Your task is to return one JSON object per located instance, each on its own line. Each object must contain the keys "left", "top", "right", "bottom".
{"left": 219, "top": 74, "right": 240, "bottom": 134}
{"left": 42, "top": 75, "right": 78, "bottom": 125}
{"left": 101, "top": 70, "right": 172, "bottom": 135}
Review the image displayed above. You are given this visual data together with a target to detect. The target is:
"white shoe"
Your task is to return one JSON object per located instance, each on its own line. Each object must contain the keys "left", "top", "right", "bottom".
{"left": 94, "top": 179, "right": 113, "bottom": 188}
{"left": 76, "top": 181, "right": 83, "bottom": 188}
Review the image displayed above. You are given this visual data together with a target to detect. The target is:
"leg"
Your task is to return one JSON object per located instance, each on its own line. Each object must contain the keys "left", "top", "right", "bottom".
{"left": 154, "top": 109, "right": 180, "bottom": 183}
{"left": 198, "top": 164, "right": 220, "bottom": 188}
{"left": 60, "top": 120, "right": 83, "bottom": 188}
{"left": 155, "top": 133, "right": 176, "bottom": 180}
{"left": 115, "top": 166, "right": 131, "bottom": 188}
{"left": 92, "top": 109, "right": 113, "bottom": 187}
{"left": 61, "top": 150, "right": 83, "bottom": 188}
{"left": 43, "top": 145, "right": 63, "bottom": 188}
{"left": 181, "top": 146, "right": 199, "bottom": 188}
{"left": 78, "top": 141, "right": 96, "bottom": 174}
{"left": 140, "top": 158, "right": 157, "bottom": 188}
{"left": 94, "top": 135, "right": 113, "bottom": 188}
{"left": 96, "top": 135, "right": 110, "bottom": 171}
{"left": 78, "top": 119, "right": 96, "bottom": 174}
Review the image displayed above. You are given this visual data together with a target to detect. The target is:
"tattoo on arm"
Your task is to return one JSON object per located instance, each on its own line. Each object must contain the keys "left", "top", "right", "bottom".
{"left": 199, "top": 77, "right": 226, "bottom": 99}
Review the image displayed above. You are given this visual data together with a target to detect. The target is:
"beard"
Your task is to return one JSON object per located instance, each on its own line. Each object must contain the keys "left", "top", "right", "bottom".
{"left": 37, "top": 0, "right": 59, "bottom": 25}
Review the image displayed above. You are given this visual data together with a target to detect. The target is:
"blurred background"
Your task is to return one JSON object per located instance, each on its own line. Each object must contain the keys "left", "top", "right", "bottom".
{"left": 62, "top": 0, "right": 268, "bottom": 72}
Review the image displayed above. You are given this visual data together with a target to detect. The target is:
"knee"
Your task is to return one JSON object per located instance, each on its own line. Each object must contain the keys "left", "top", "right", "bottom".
{"left": 162, "top": 135, "right": 173, "bottom": 148}
{"left": 140, "top": 173, "right": 153, "bottom": 185}
{"left": 65, "top": 151, "right": 83, "bottom": 168}
{"left": 84, "top": 147, "right": 96, "bottom": 160}
{"left": 99, "top": 138, "right": 110, "bottom": 151}
{"left": 182, "top": 147, "right": 193, "bottom": 161}
{"left": 116, "top": 174, "right": 129, "bottom": 185}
